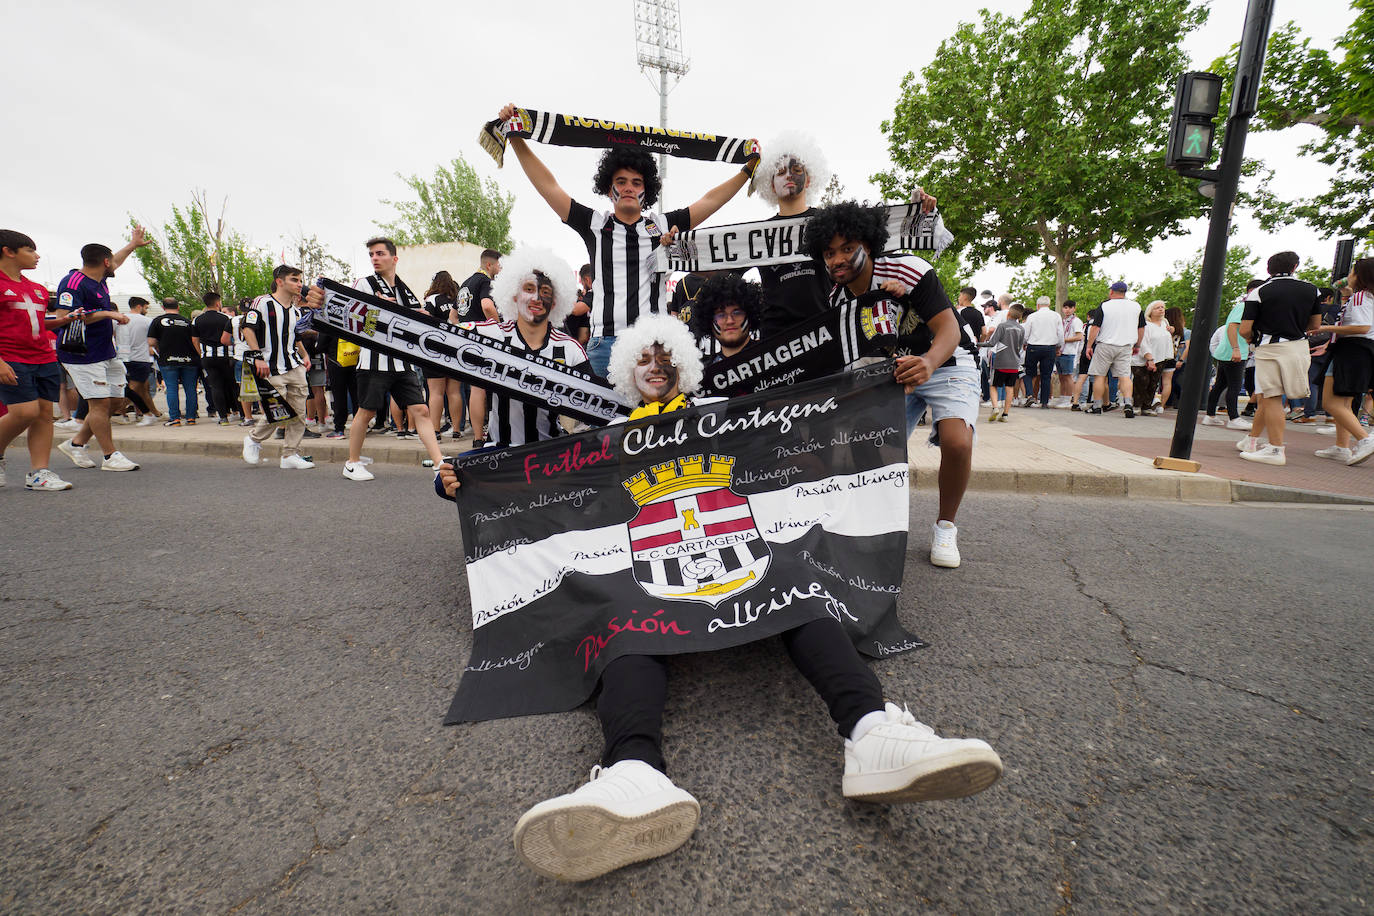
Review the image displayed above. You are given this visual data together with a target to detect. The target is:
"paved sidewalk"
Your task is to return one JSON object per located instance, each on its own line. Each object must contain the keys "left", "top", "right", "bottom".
{"left": 30, "top": 398, "right": 1374, "bottom": 505}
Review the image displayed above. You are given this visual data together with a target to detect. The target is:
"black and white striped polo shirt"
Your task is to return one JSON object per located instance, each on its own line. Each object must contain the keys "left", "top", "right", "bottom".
{"left": 243, "top": 295, "right": 303, "bottom": 375}
{"left": 193, "top": 309, "right": 233, "bottom": 359}
{"left": 566, "top": 200, "right": 691, "bottom": 339}
{"left": 471, "top": 320, "right": 588, "bottom": 448}
{"left": 353, "top": 273, "right": 422, "bottom": 372}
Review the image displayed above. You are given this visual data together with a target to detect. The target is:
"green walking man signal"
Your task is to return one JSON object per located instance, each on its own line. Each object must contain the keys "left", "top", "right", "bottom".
{"left": 1166, "top": 72, "right": 1223, "bottom": 169}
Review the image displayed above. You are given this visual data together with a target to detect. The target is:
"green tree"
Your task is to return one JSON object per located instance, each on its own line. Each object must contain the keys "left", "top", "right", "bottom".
{"left": 1008, "top": 264, "right": 1114, "bottom": 319}
{"left": 1134, "top": 244, "right": 1259, "bottom": 322}
{"left": 131, "top": 192, "right": 273, "bottom": 313}
{"left": 874, "top": 0, "right": 1210, "bottom": 307}
{"left": 819, "top": 174, "right": 846, "bottom": 207}
{"left": 285, "top": 233, "right": 352, "bottom": 284}
{"left": 377, "top": 155, "right": 515, "bottom": 251}
{"left": 1211, "top": 7, "right": 1374, "bottom": 240}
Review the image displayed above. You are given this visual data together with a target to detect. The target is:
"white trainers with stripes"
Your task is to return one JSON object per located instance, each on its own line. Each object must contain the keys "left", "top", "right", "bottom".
{"left": 843, "top": 703, "right": 1003, "bottom": 803}
{"left": 513, "top": 760, "right": 699, "bottom": 882}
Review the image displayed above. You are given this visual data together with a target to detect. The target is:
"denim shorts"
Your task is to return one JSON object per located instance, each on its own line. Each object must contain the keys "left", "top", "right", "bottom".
{"left": 1056, "top": 354, "right": 1078, "bottom": 376}
{"left": 0, "top": 360, "right": 62, "bottom": 405}
{"left": 903, "top": 364, "right": 980, "bottom": 446}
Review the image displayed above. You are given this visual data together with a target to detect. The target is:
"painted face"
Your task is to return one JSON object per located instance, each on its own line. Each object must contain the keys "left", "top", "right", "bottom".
{"left": 823, "top": 235, "right": 868, "bottom": 284}
{"left": 713, "top": 304, "right": 749, "bottom": 347}
{"left": 633, "top": 343, "right": 680, "bottom": 403}
{"left": 610, "top": 169, "right": 647, "bottom": 209}
{"left": 516, "top": 278, "right": 551, "bottom": 323}
{"left": 772, "top": 157, "right": 808, "bottom": 200}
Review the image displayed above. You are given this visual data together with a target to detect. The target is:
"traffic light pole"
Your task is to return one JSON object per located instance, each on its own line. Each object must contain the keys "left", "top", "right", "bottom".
{"left": 1167, "top": 0, "right": 1275, "bottom": 463}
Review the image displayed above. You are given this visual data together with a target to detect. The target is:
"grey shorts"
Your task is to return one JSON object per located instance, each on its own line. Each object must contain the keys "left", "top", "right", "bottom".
{"left": 1088, "top": 342, "right": 1132, "bottom": 378}
{"left": 903, "top": 364, "right": 979, "bottom": 446}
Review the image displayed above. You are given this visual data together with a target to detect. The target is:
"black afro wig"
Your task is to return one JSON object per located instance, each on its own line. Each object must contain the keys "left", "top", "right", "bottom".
{"left": 592, "top": 147, "right": 661, "bottom": 209}
{"left": 692, "top": 273, "right": 762, "bottom": 340}
{"left": 803, "top": 201, "right": 889, "bottom": 263}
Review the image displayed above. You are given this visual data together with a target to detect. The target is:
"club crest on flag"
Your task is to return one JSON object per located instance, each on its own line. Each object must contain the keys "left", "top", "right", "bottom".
{"left": 861, "top": 299, "right": 898, "bottom": 339}
{"left": 622, "top": 454, "right": 771, "bottom": 607}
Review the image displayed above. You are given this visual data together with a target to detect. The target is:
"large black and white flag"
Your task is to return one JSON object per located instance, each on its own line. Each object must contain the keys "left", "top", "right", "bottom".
{"left": 659, "top": 203, "right": 954, "bottom": 274}
{"left": 444, "top": 362, "right": 922, "bottom": 724}
{"left": 312, "top": 279, "right": 630, "bottom": 425}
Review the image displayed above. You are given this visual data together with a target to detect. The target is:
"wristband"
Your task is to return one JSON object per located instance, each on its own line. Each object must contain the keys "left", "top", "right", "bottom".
{"left": 245, "top": 350, "right": 264, "bottom": 362}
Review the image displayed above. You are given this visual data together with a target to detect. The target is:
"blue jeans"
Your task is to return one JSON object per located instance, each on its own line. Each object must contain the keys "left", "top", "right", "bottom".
{"left": 586, "top": 336, "right": 617, "bottom": 379}
{"left": 1024, "top": 345, "right": 1057, "bottom": 404}
{"left": 159, "top": 363, "right": 199, "bottom": 420}
{"left": 904, "top": 365, "right": 980, "bottom": 446}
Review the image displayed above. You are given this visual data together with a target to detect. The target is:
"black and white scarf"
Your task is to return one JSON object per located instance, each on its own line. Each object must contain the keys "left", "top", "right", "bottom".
{"left": 480, "top": 107, "right": 757, "bottom": 168}
{"left": 660, "top": 204, "right": 954, "bottom": 274}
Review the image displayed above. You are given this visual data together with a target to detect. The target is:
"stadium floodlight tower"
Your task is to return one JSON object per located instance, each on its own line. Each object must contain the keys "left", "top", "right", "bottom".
{"left": 633, "top": 0, "right": 691, "bottom": 189}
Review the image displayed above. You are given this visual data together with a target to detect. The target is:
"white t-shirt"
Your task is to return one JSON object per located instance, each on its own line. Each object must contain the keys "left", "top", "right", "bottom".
{"left": 1134, "top": 321, "right": 1174, "bottom": 366}
{"left": 1339, "top": 290, "right": 1374, "bottom": 342}
{"left": 1024, "top": 306, "right": 1064, "bottom": 347}
{"left": 1094, "top": 297, "right": 1145, "bottom": 347}
{"left": 117, "top": 312, "right": 152, "bottom": 362}
{"left": 1061, "top": 315, "right": 1085, "bottom": 356}
{"left": 231, "top": 315, "right": 248, "bottom": 359}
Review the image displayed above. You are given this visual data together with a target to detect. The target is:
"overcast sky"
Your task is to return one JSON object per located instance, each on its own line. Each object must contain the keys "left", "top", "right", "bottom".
{"left": 12, "top": 0, "right": 1357, "bottom": 300}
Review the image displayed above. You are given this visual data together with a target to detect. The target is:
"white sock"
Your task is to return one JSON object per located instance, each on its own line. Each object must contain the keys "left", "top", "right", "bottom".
{"left": 849, "top": 709, "right": 888, "bottom": 743}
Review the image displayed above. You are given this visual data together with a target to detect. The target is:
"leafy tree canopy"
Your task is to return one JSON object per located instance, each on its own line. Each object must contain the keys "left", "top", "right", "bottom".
{"left": 377, "top": 155, "right": 515, "bottom": 252}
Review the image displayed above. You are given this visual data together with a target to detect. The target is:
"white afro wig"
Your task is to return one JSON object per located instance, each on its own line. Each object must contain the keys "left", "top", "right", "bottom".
{"left": 489, "top": 245, "right": 578, "bottom": 325}
{"left": 750, "top": 130, "right": 831, "bottom": 206}
{"left": 607, "top": 313, "right": 704, "bottom": 404}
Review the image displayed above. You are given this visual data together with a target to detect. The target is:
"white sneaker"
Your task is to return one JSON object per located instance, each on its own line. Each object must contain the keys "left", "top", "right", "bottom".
{"left": 242, "top": 434, "right": 262, "bottom": 466}
{"left": 54, "top": 418, "right": 82, "bottom": 431}
{"left": 1239, "top": 444, "right": 1285, "bottom": 466}
{"left": 1235, "top": 435, "right": 1265, "bottom": 452}
{"left": 1200, "top": 415, "right": 1226, "bottom": 426}
{"left": 843, "top": 703, "right": 1003, "bottom": 803}
{"left": 513, "top": 760, "right": 699, "bottom": 882}
{"left": 1314, "top": 425, "right": 1337, "bottom": 436}
{"left": 58, "top": 439, "right": 97, "bottom": 468}
{"left": 25, "top": 468, "right": 73, "bottom": 491}
{"left": 1347, "top": 436, "right": 1374, "bottom": 467}
{"left": 280, "top": 454, "right": 316, "bottom": 470}
{"left": 100, "top": 451, "right": 140, "bottom": 472}
{"left": 1225, "top": 417, "right": 1252, "bottom": 430}
{"left": 1315, "top": 445, "right": 1352, "bottom": 461}
{"left": 342, "top": 461, "right": 374, "bottom": 481}
{"left": 930, "top": 521, "right": 960, "bottom": 568}
{"left": 137, "top": 415, "right": 157, "bottom": 427}
{"left": 358, "top": 455, "right": 374, "bottom": 466}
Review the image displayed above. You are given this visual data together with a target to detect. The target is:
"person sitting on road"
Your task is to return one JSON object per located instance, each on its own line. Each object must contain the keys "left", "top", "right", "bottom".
{"left": 439, "top": 313, "right": 1005, "bottom": 882}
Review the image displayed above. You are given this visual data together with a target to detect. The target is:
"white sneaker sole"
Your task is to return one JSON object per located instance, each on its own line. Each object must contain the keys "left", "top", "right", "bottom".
{"left": 513, "top": 797, "right": 699, "bottom": 882}
{"left": 100, "top": 464, "right": 139, "bottom": 472}
{"left": 930, "top": 549, "right": 960, "bottom": 569}
{"left": 844, "top": 746, "right": 1003, "bottom": 803}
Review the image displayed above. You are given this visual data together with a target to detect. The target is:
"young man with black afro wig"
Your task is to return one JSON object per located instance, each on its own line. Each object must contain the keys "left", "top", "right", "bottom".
{"left": 805, "top": 201, "right": 982, "bottom": 571}
{"left": 495, "top": 103, "right": 759, "bottom": 379}
{"left": 690, "top": 272, "right": 761, "bottom": 364}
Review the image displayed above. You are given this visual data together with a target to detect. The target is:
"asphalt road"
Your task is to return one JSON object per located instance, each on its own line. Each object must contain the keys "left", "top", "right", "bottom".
{"left": 2, "top": 453, "right": 1371, "bottom": 914}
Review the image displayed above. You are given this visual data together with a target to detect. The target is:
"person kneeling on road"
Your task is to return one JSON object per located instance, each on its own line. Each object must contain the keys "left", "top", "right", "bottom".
{"left": 438, "top": 314, "right": 1004, "bottom": 882}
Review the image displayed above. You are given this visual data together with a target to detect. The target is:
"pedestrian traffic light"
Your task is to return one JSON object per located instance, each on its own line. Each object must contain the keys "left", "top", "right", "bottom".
{"left": 1166, "top": 72, "right": 1224, "bottom": 169}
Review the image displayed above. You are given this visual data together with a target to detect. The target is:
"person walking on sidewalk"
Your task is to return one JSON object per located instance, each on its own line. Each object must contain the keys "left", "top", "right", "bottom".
{"left": 1083, "top": 281, "right": 1145, "bottom": 417}
{"left": 1237, "top": 252, "right": 1322, "bottom": 467}
{"left": 1130, "top": 301, "right": 1170, "bottom": 415}
{"left": 1203, "top": 279, "right": 1263, "bottom": 429}
{"left": 1314, "top": 258, "right": 1374, "bottom": 466}
{"left": 980, "top": 304, "right": 1025, "bottom": 422}
{"left": 53, "top": 232, "right": 150, "bottom": 473}
{"left": 1022, "top": 296, "right": 1063, "bottom": 407}
{"left": 240, "top": 266, "right": 314, "bottom": 470}
{"left": 1057, "top": 300, "right": 1084, "bottom": 405}
{"left": 192, "top": 292, "right": 236, "bottom": 425}
{"left": 0, "top": 229, "right": 74, "bottom": 490}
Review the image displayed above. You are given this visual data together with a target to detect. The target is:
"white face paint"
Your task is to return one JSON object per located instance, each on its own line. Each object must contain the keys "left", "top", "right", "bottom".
{"left": 633, "top": 344, "right": 680, "bottom": 403}
{"left": 772, "top": 157, "right": 807, "bottom": 200}
{"left": 515, "top": 279, "right": 550, "bottom": 324}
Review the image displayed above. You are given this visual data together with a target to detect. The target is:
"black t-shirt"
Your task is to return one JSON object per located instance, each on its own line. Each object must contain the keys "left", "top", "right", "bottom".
{"left": 148, "top": 312, "right": 198, "bottom": 364}
{"left": 755, "top": 208, "right": 829, "bottom": 338}
{"left": 959, "top": 305, "right": 986, "bottom": 341}
{"left": 669, "top": 273, "right": 709, "bottom": 332}
{"left": 192, "top": 310, "right": 233, "bottom": 358}
{"left": 457, "top": 272, "right": 493, "bottom": 322}
{"left": 1242, "top": 274, "right": 1321, "bottom": 343}
{"left": 565, "top": 288, "right": 592, "bottom": 336}
{"left": 426, "top": 292, "right": 457, "bottom": 323}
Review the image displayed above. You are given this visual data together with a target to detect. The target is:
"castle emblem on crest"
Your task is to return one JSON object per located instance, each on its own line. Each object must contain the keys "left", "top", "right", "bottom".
{"left": 622, "top": 454, "right": 771, "bottom": 606}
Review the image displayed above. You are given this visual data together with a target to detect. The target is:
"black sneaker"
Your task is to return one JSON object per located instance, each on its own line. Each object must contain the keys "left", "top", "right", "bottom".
{"left": 1087, "top": 406, "right": 1103, "bottom": 415}
{"left": 302, "top": 428, "right": 321, "bottom": 439}
{"left": 438, "top": 421, "right": 452, "bottom": 435}
{"left": 1071, "top": 403, "right": 1082, "bottom": 411}
{"left": 1123, "top": 405, "right": 1135, "bottom": 418}
{"left": 1103, "top": 403, "right": 1118, "bottom": 413}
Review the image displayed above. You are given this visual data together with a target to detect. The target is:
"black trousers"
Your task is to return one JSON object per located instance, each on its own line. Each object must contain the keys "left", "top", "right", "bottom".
{"left": 327, "top": 360, "right": 358, "bottom": 433}
{"left": 201, "top": 357, "right": 235, "bottom": 419}
{"left": 596, "top": 617, "right": 884, "bottom": 774}
{"left": 1207, "top": 359, "right": 1244, "bottom": 419}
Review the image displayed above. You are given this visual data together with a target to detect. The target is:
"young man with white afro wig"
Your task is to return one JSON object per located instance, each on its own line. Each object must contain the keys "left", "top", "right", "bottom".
{"left": 488, "top": 245, "right": 579, "bottom": 327}
{"left": 464, "top": 245, "right": 590, "bottom": 450}
{"left": 749, "top": 129, "right": 831, "bottom": 209}
{"left": 606, "top": 312, "right": 704, "bottom": 411}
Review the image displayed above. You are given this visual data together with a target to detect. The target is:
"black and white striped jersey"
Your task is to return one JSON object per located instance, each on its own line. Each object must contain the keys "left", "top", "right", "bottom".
{"left": 471, "top": 320, "right": 588, "bottom": 448}
{"left": 829, "top": 253, "right": 977, "bottom": 370}
{"left": 565, "top": 200, "right": 691, "bottom": 339}
{"left": 243, "top": 295, "right": 303, "bottom": 375}
{"left": 353, "top": 273, "right": 422, "bottom": 372}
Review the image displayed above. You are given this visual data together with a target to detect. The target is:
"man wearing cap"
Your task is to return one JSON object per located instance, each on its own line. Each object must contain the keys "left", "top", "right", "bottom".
{"left": 1083, "top": 281, "right": 1145, "bottom": 417}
